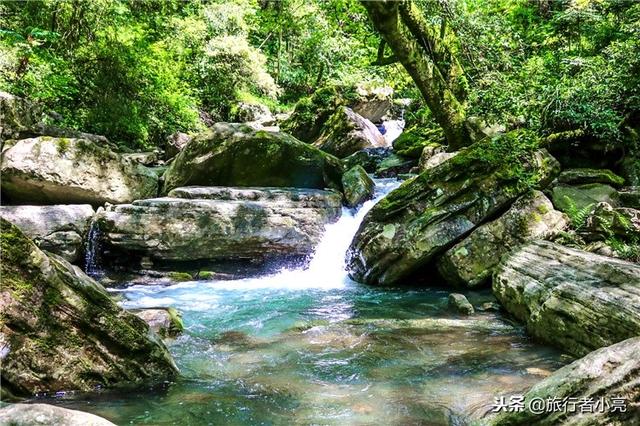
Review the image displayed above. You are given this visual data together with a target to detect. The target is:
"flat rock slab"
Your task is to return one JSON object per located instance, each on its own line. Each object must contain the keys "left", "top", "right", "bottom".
{"left": 96, "top": 187, "right": 342, "bottom": 263}
{"left": 0, "top": 204, "right": 94, "bottom": 263}
{"left": 493, "top": 240, "right": 640, "bottom": 357}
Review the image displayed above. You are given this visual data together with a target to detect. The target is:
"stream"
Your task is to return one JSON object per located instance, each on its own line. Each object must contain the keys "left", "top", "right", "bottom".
{"left": 40, "top": 179, "right": 569, "bottom": 425}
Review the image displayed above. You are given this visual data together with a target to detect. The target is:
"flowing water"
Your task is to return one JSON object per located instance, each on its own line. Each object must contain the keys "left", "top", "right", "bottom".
{"left": 44, "top": 179, "right": 569, "bottom": 425}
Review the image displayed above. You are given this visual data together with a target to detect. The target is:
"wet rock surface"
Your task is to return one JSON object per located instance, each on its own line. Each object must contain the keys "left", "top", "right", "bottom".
{"left": 0, "top": 403, "right": 116, "bottom": 426}
{"left": 341, "top": 165, "right": 375, "bottom": 207}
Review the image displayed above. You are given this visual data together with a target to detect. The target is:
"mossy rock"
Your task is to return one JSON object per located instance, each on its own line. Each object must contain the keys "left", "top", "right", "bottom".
{"left": 162, "top": 123, "right": 344, "bottom": 194}
{"left": 342, "top": 165, "right": 375, "bottom": 207}
{"left": 551, "top": 183, "right": 619, "bottom": 213}
{"left": 392, "top": 126, "right": 445, "bottom": 158}
{"left": 0, "top": 218, "right": 177, "bottom": 396}
{"left": 168, "top": 271, "right": 193, "bottom": 282}
{"left": 558, "top": 168, "right": 625, "bottom": 187}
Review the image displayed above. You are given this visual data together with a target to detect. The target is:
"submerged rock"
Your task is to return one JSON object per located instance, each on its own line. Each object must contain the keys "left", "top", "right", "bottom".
{"left": 487, "top": 336, "right": 640, "bottom": 425}
{"left": 0, "top": 218, "right": 177, "bottom": 397}
{"left": 162, "top": 123, "right": 344, "bottom": 194}
{"left": 313, "top": 107, "right": 388, "bottom": 158}
{"left": 346, "top": 133, "right": 559, "bottom": 285}
{"left": 448, "top": 293, "right": 474, "bottom": 315}
{"left": 1, "top": 137, "right": 158, "bottom": 205}
{"left": 438, "top": 191, "right": 567, "bottom": 288}
{"left": 551, "top": 183, "right": 619, "bottom": 212}
{"left": 0, "top": 403, "right": 116, "bottom": 426}
{"left": 558, "top": 167, "right": 625, "bottom": 187}
{"left": 133, "top": 308, "right": 184, "bottom": 338}
{"left": 0, "top": 204, "right": 94, "bottom": 263}
{"left": 493, "top": 240, "right": 640, "bottom": 356}
{"left": 342, "top": 165, "right": 375, "bottom": 208}
{"left": 96, "top": 186, "right": 342, "bottom": 264}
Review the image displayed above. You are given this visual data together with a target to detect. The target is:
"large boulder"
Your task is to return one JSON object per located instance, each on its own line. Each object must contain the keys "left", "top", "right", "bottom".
{"left": 342, "top": 165, "right": 375, "bottom": 208}
{"left": 0, "top": 204, "right": 94, "bottom": 263}
{"left": 161, "top": 123, "right": 344, "bottom": 194}
{"left": 0, "top": 404, "right": 116, "bottom": 426}
{"left": 487, "top": 337, "right": 640, "bottom": 425}
{"left": 551, "top": 183, "right": 619, "bottom": 212}
{"left": 346, "top": 132, "right": 560, "bottom": 286}
{"left": 313, "top": 107, "right": 388, "bottom": 158}
{"left": 438, "top": 191, "right": 567, "bottom": 288}
{"left": 558, "top": 168, "right": 625, "bottom": 187}
{"left": 493, "top": 240, "right": 640, "bottom": 357}
{"left": 95, "top": 186, "right": 342, "bottom": 265}
{"left": 0, "top": 218, "right": 177, "bottom": 397}
{"left": 1, "top": 137, "right": 158, "bottom": 205}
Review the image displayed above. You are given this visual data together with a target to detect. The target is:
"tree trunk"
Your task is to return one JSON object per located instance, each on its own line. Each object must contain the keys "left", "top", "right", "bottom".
{"left": 361, "top": 0, "right": 474, "bottom": 150}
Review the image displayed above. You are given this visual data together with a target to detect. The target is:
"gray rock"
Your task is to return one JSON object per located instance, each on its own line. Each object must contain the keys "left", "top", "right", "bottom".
{"left": 486, "top": 337, "right": 640, "bottom": 425}
{"left": 551, "top": 183, "right": 619, "bottom": 213}
{"left": 419, "top": 151, "right": 458, "bottom": 173}
{"left": 448, "top": 293, "right": 474, "bottom": 315}
{"left": 132, "top": 307, "right": 184, "bottom": 338}
{"left": 122, "top": 151, "right": 158, "bottom": 166}
{"left": 493, "top": 240, "right": 640, "bottom": 357}
{"left": 346, "top": 143, "right": 559, "bottom": 286}
{"left": 313, "top": 107, "right": 389, "bottom": 158}
{"left": 162, "top": 123, "right": 344, "bottom": 194}
{"left": 164, "top": 131, "right": 192, "bottom": 159}
{"left": 342, "top": 165, "right": 375, "bottom": 207}
{"left": 558, "top": 168, "right": 625, "bottom": 187}
{"left": 438, "top": 191, "right": 567, "bottom": 288}
{"left": 0, "top": 219, "right": 177, "bottom": 397}
{"left": 351, "top": 85, "right": 393, "bottom": 123}
{"left": 0, "top": 204, "right": 94, "bottom": 263}
{"left": 0, "top": 404, "right": 116, "bottom": 426}
{"left": 231, "top": 102, "right": 275, "bottom": 125}
{"left": 96, "top": 187, "right": 342, "bottom": 263}
{"left": 342, "top": 147, "right": 393, "bottom": 173}
{"left": 1, "top": 137, "right": 158, "bottom": 205}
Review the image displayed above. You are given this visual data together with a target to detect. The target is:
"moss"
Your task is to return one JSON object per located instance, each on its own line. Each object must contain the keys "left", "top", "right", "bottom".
{"left": 56, "top": 137, "right": 70, "bottom": 154}
{"left": 198, "top": 270, "right": 215, "bottom": 279}
{"left": 393, "top": 126, "right": 445, "bottom": 158}
{"left": 1, "top": 218, "right": 39, "bottom": 300}
{"left": 168, "top": 271, "right": 193, "bottom": 282}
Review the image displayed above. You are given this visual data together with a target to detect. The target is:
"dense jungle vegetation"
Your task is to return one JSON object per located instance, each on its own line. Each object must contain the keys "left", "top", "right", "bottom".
{"left": 1, "top": 0, "right": 638, "bottom": 152}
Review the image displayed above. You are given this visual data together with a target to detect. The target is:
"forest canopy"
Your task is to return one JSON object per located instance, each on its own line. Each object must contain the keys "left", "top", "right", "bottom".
{"left": 1, "top": 0, "right": 638, "bottom": 153}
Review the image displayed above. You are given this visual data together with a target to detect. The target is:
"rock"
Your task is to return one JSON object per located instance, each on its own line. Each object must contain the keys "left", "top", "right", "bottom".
{"left": 1, "top": 137, "right": 158, "bottom": 205}
{"left": 281, "top": 85, "right": 392, "bottom": 143}
{"left": 0, "top": 403, "right": 116, "bottom": 426}
{"left": 448, "top": 293, "right": 474, "bottom": 315}
{"left": 162, "top": 123, "right": 344, "bottom": 194}
{"left": 230, "top": 102, "right": 275, "bottom": 125}
{"left": 342, "top": 147, "right": 393, "bottom": 173}
{"left": 493, "top": 240, "right": 640, "bottom": 356}
{"left": 585, "top": 202, "right": 640, "bottom": 241}
{"left": 558, "top": 168, "right": 625, "bottom": 187}
{"left": 346, "top": 133, "right": 560, "bottom": 286}
{"left": 419, "top": 151, "right": 458, "bottom": 173}
{"left": 551, "top": 183, "right": 619, "bottom": 213}
{"left": 133, "top": 308, "right": 184, "bottom": 338}
{"left": 486, "top": 337, "right": 640, "bottom": 426}
{"left": 342, "top": 165, "right": 375, "bottom": 208}
{"left": 351, "top": 85, "right": 393, "bottom": 123}
{"left": 313, "top": 107, "right": 388, "bottom": 158}
{"left": 0, "top": 218, "right": 177, "bottom": 397}
{"left": 0, "top": 204, "right": 94, "bottom": 263}
{"left": 122, "top": 151, "right": 158, "bottom": 166}
{"left": 437, "top": 191, "right": 568, "bottom": 288}
{"left": 620, "top": 154, "right": 640, "bottom": 186}
{"left": 164, "top": 132, "right": 192, "bottom": 159}
{"left": 95, "top": 186, "right": 342, "bottom": 264}
{"left": 374, "top": 152, "right": 417, "bottom": 177}
{"left": 619, "top": 186, "right": 640, "bottom": 209}
{"left": 392, "top": 126, "right": 445, "bottom": 158}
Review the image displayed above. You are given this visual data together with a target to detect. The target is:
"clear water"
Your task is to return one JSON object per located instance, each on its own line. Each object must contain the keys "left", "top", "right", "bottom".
{"left": 41, "top": 179, "right": 569, "bottom": 425}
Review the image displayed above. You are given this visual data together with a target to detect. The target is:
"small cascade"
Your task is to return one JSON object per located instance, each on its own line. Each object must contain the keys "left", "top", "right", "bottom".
{"left": 84, "top": 220, "right": 103, "bottom": 277}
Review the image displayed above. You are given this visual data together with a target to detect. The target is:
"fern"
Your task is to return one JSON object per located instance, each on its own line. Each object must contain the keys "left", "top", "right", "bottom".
{"left": 563, "top": 196, "right": 594, "bottom": 230}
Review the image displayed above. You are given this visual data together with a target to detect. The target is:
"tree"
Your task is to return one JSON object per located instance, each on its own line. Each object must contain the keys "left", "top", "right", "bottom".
{"left": 361, "top": 0, "right": 476, "bottom": 150}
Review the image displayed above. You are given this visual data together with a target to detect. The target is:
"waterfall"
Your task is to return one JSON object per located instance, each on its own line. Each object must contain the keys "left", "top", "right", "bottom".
{"left": 84, "top": 220, "right": 103, "bottom": 277}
